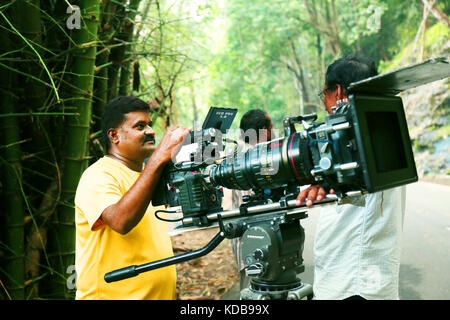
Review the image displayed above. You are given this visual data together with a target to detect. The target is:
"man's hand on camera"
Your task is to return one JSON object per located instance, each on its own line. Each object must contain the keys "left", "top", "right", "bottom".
{"left": 296, "top": 185, "right": 335, "bottom": 207}
{"left": 154, "top": 126, "right": 192, "bottom": 163}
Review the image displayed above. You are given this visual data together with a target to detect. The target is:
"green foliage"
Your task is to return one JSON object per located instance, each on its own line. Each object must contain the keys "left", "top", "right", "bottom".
{"left": 203, "top": 0, "right": 431, "bottom": 130}
{"left": 380, "top": 22, "right": 450, "bottom": 73}
{"left": 337, "top": 0, "right": 388, "bottom": 45}
{"left": 207, "top": 0, "right": 312, "bottom": 127}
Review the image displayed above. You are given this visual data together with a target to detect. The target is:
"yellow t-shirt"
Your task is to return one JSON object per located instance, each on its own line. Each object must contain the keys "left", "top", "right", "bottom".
{"left": 74, "top": 156, "right": 176, "bottom": 300}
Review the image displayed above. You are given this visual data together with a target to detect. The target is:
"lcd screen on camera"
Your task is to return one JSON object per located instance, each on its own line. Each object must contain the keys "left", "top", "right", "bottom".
{"left": 349, "top": 94, "right": 418, "bottom": 192}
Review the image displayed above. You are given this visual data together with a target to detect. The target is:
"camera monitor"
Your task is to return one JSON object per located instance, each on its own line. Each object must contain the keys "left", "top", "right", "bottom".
{"left": 201, "top": 107, "right": 237, "bottom": 133}
{"left": 349, "top": 93, "right": 418, "bottom": 192}
{"left": 182, "top": 107, "right": 237, "bottom": 159}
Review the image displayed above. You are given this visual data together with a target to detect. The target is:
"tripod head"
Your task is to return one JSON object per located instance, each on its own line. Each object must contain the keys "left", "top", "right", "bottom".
{"left": 227, "top": 203, "right": 311, "bottom": 300}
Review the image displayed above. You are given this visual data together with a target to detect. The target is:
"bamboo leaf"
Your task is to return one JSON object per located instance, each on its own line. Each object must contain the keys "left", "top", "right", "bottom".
{"left": 0, "top": 10, "right": 60, "bottom": 102}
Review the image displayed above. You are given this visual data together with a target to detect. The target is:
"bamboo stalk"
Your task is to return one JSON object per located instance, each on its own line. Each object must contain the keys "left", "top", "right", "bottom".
{"left": 118, "top": 0, "right": 142, "bottom": 96}
{"left": 0, "top": 15, "right": 25, "bottom": 299}
{"left": 92, "top": 0, "right": 120, "bottom": 128}
{"left": 107, "top": 0, "right": 127, "bottom": 100}
{"left": 46, "top": 0, "right": 100, "bottom": 299}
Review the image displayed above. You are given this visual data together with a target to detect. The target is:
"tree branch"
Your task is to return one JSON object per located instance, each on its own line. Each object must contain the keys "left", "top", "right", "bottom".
{"left": 422, "top": 0, "right": 449, "bottom": 27}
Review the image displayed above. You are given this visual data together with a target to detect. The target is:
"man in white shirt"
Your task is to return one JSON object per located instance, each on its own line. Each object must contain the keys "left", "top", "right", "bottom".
{"left": 297, "top": 56, "right": 406, "bottom": 299}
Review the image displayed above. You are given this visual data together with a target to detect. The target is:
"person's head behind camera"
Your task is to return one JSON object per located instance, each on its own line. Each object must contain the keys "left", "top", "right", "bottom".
{"left": 322, "top": 56, "right": 378, "bottom": 114}
{"left": 239, "top": 109, "right": 273, "bottom": 145}
{"left": 325, "top": 56, "right": 378, "bottom": 95}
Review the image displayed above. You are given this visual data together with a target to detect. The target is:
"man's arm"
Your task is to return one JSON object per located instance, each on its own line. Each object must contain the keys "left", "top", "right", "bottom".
{"left": 101, "top": 126, "right": 191, "bottom": 234}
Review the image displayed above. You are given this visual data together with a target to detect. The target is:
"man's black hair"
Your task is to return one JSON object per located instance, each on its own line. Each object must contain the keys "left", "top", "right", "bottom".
{"left": 239, "top": 109, "right": 271, "bottom": 144}
{"left": 325, "top": 56, "right": 378, "bottom": 94}
{"left": 101, "top": 96, "right": 150, "bottom": 151}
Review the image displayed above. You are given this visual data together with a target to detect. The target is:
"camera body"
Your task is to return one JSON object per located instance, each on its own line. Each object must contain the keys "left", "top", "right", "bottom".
{"left": 152, "top": 108, "right": 237, "bottom": 220}
{"left": 151, "top": 130, "right": 226, "bottom": 218}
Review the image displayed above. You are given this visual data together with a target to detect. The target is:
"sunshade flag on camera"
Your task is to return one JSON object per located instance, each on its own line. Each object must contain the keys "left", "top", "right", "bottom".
{"left": 348, "top": 57, "right": 450, "bottom": 96}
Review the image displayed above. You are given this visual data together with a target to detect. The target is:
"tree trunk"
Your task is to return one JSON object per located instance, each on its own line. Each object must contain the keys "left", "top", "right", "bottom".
{"left": 170, "top": 84, "right": 178, "bottom": 126}
{"left": 302, "top": 0, "right": 341, "bottom": 56}
{"left": 119, "top": 0, "right": 142, "bottom": 96}
{"left": 190, "top": 84, "right": 199, "bottom": 129}
{"left": 422, "top": 0, "right": 450, "bottom": 27}
{"left": 316, "top": 34, "right": 323, "bottom": 89}
{"left": 289, "top": 39, "right": 310, "bottom": 104}
{"left": 0, "top": 17, "right": 25, "bottom": 299}
{"left": 15, "top": 0, "right": 54, "bottom": 300}
{"left": 330, "top": 0, "right": 340, "bottom": 55}
{"left": 16, "top": 0, "right": 45, "bottom": 111}
{"left": 46, "top": 0, "right": 100, "bottom": 299}
{"left": 421, "top": 4, "right": 428, "bottom": 61}
{"left": 93, "top": 0, "right": 121, "bottom": 131}
{"left": 411, "top": 0, "right": 433, "bottom": 63}
{"left": 107, "top": 0, "right": 127, "bottom": 100}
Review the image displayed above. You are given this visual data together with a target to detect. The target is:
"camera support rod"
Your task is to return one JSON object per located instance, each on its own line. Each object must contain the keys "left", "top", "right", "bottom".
{"left": 104, "top": 232, "right": 225, "bottom": 283}
{"left": 182, "top": 196, "right": 338, "bottom": 227}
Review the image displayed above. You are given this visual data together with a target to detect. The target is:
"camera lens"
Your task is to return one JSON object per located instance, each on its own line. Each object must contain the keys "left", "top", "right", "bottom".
{"left": 209, "top": 133, "right": 315, "bottom": 191}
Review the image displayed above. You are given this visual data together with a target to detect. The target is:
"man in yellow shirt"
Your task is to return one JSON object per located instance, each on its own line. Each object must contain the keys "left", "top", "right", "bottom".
{"left": 75, "top": 96, "right": 191, "bottom": 299}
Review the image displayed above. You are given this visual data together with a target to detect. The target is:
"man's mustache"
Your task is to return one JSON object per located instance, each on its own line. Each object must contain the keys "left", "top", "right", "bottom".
{"left": 142, "top": 135, "right": 155, "bottom": 144}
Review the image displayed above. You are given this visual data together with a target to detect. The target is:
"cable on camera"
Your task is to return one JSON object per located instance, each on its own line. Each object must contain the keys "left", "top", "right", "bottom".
{"left": 154, "top": 209, "right": 184, "bottom": 222}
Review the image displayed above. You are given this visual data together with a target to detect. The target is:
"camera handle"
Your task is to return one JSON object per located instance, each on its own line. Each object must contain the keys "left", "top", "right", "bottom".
{"left": 104, "top": 231, "right": 225, "bottom": 283}
{"left": 283, "top": 114, "right": 317, "bottom": 136}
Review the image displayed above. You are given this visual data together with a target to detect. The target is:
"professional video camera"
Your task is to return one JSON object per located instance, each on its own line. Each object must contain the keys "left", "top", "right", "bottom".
{"left": 151, "top": 107, "right": 238, "bottom": 219}
{"left": 105, "top": 57, "right": 450, "bottom": 300}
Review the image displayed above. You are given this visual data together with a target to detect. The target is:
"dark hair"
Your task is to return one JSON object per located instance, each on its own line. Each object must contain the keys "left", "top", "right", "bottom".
{"left": 325, "top": 56, "right": 378, "bottom": 94}
{"left": 101, "top": 96, "right": 150, "bottom": 151}
{"left": 239, "top": 109, "right": 271, "bottom": 144}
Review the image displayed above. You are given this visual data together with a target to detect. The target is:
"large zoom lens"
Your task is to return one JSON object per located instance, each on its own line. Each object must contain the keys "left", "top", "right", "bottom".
{"left": 209, "top": 133, "right": 315, "bottom": 191}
